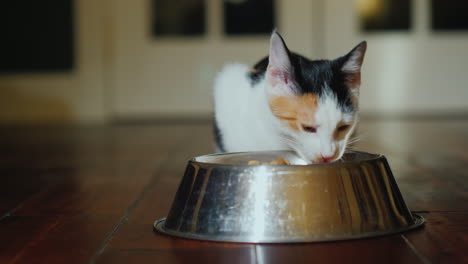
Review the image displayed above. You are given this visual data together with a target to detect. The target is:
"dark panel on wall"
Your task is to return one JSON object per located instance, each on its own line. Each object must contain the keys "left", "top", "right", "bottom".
{"left": 358, "top": 0, "right": 411, "bottom": 31}
{"left": 224, "top": 0, "right": 275, "bottom": 35}
{"left": 0, "top": 0, "right": 75, "bottom": 73}
{"left": 152, "top": 0, "right": 206, "bottom": 36}
{"left": 432, "top": 0, "right": 468, "bottom": 30}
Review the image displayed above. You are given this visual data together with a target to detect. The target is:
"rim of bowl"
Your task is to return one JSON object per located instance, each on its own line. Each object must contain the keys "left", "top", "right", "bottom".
{"left": 190, "top": 150, "right": 385, "bottom": 168}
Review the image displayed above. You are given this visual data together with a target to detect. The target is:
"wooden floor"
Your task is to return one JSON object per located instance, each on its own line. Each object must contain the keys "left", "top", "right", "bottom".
{"left": 0, "top": 119, "right": 467, "bottom": 264}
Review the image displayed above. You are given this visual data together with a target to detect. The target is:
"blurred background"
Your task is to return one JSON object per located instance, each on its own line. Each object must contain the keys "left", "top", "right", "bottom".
{"left": 0, "top": 0, "right": 467, "bottom": 124}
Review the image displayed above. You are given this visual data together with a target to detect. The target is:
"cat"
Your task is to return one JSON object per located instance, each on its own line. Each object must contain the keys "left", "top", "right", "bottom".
{"left": 213, "top": 31, "right": 366, "bottom": 164}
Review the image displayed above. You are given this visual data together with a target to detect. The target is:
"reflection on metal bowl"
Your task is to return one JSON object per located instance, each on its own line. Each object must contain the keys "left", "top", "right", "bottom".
{"left": 154, "top": 151, "right": 424, "bottom": 243}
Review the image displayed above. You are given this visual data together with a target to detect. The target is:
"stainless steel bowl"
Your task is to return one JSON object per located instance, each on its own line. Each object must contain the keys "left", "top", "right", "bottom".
{"left": 154, "top": 151, "right": 424, "bottom": 243}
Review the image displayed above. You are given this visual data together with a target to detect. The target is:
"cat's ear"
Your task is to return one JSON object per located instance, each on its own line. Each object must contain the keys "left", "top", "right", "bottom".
{"left": 266, "top": 31, "right": 297, "bottom": 95}
{"left": 340, "top": 41, "right": 367, "bottom": 89}
{"left": 342, "top": 41, "right": 367, "bottom": 73}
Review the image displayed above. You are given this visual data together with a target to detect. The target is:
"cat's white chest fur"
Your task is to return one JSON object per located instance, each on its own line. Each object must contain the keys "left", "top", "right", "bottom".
{"left": 213, "top": 63, "right": 287, "bottom": 152}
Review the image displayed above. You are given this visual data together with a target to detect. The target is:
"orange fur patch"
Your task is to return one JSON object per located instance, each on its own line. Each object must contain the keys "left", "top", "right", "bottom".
{"left": 269, "top": 94, "right": 318, "bottom": 131}
{"left": 345, "top": 72, "right": 360, "bottom": 109}
{"left": 345, "top": 72, "right": 361, "bottom": 89}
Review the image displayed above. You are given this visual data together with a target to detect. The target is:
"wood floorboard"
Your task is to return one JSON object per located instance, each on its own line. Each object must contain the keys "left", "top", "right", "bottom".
{"left": 404, "top": 212, "right": 468, "bottom": 264}
{"left": 255, "top": 235, "right": 423, "bottom": 264}
{"left": 96, "top": 247, "right": 256, "bottom": 264}
{"left": 0, "top": 168, "right": 57, "bottom": 217}
{"left": 0, "top": 120, "right": 466, "bottom": 263}
{"left": 395, "top": 167, "right": 468, "bottom": 212}
{"left": 0, "top": 215, "right": 120, "bottom": 264}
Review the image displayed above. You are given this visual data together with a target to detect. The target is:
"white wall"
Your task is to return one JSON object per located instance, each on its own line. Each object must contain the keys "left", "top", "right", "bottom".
{"left": 109, "top": 0, "right": 321, "bottom": 119}
{"left": 324, "top": 0, "right": 468, "bottom": 115}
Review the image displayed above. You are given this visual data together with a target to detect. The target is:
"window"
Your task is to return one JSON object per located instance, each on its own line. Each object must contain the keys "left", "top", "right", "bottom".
{"left": 432, "top": 0, "right": 468, "bottom": 31}
{"left": 0, "top": 0, "right": 74, "bottom": 73}
{"left": 224, "top": 0, "right": 275, "bottom": 35}
{"left": 152, "top": 0, "right": 206, "bottom": 36}
{"left": 357, "top": 0, "right": 411, "bottom": 31}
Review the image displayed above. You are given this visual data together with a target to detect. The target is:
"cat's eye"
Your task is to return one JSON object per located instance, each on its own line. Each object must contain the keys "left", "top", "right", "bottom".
{"left": 302, "top": 125, "right": 317, "bottom": 133}
{"left": 337, "top": 125, "right": 350, "bottom": 132}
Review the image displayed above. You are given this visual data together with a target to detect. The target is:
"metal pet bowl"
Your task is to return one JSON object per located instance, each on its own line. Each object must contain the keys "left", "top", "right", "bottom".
{"left": 154, "top": 151, "right": 424, "bottom": 243}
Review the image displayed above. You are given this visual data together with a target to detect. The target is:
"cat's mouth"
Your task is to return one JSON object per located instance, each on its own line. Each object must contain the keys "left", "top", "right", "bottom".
{"left": 291, "top": 148, "right": 341, "bottom": 164}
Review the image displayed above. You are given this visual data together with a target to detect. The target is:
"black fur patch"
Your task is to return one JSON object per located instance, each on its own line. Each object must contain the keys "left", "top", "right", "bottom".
{"left": 213, "top": 117, "right": 225, "bottom": 152}
{"left": 247, "top": 53, "right": 356, "bottom": 113}
{"left": 247, "top": 56, "right": 268, "bottom": 86}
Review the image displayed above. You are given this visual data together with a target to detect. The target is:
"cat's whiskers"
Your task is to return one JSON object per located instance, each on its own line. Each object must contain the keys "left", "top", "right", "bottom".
{"left": 280, "top": 134, "right": 298, "bottom": 147}
{"left": 346, "top": 135, "right": 363, "bottom": 146}
{"left": 280, "top": 134, "right": 308, "bottom": 160}
{"left": 347, "top": 136, "right": 361, "bottom": 144}
{"left": 344, "top": 135, "right": 363, "bottom": 153}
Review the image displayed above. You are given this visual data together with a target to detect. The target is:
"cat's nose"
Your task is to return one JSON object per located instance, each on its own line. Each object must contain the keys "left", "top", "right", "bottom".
{"left": 321, "top": 155, "right": 334, "bottom": 163}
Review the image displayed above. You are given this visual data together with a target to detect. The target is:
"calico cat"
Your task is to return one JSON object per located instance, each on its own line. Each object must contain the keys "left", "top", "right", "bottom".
{"left": 213, "top": 31, "right": 366, "bottom": 164}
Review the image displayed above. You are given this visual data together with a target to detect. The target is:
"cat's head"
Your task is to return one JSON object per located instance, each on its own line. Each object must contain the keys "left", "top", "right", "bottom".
{"left": 266, "top": 32, "right": 366, "bottom": 164}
